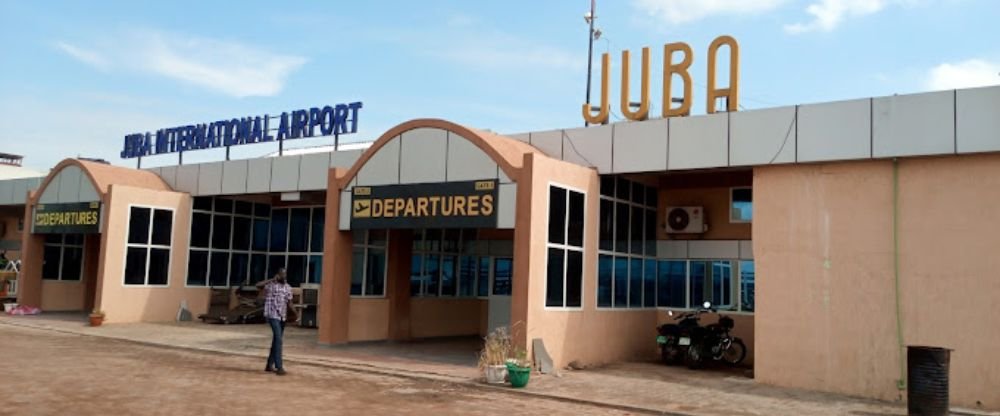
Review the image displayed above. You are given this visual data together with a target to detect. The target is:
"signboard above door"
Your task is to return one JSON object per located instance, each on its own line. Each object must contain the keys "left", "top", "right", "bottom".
{"left": 351, "top": 180, "right": 498, "bottom": 230}
{"left": 33, "top": 202, "right": 102, "bottom": 234}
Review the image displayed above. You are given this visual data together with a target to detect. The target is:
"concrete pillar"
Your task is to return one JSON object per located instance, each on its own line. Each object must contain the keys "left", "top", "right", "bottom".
{"left": 510, "top": 153, "right": 536, "bottom": 351}
{"left": 16, "top": 196, "right": 42, "bottom": 308}
{"left": 318, "top": 168, "right": 353, "bottom": 344}
{"left": 386, "top": 229, "right": 413, "bottom": 341}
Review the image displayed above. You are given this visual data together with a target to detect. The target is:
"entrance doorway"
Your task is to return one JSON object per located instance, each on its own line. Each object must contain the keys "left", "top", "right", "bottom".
{"left": 486, "top": 257, "right": 512, "bottom": 334}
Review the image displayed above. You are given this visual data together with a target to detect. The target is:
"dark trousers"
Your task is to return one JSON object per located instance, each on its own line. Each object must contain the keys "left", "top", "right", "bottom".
{"left": 266, "top": 318, "right": 285, "bottom": 370}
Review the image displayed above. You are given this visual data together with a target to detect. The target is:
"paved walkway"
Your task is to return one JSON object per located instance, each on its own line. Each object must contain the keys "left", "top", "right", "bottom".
{"left": 0, "top": 314, "right": 913, "bottom": 416}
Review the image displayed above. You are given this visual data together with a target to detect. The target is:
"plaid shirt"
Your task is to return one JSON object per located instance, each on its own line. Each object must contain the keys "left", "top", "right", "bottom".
{"left": 263, "top": 281, "right": 293, "bottom": 321}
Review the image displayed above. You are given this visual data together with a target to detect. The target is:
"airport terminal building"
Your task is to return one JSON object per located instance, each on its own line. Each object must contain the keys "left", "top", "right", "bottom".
{"left": 2, "top": 83, "right": 1000, "bottom": 408}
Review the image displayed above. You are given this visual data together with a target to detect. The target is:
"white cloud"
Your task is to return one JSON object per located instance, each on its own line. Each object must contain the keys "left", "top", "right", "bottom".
{"left": 52, "top": 30, "right": 307, "bottom": 97}
{"left": 136, "top": 31, "right": 307, "bottom": 97}
{"left": 925, "top": 59, "right": 1000, "bottom": 90}
{"left": 784, "top": 0, "right": 928, "bottom": 33}
{"left": 54, "top": 41, "right": 111, "bottom": 71}
{"left": 632, "top": 0, "right": 788, "bottom": 24}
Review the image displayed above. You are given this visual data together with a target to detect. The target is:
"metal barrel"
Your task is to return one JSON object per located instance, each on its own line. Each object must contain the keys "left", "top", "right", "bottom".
{"left": 907, "top": 346, "right": 951, "bottom": 416}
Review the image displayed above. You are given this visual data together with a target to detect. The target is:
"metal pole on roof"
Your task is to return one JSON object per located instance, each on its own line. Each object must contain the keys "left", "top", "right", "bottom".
{"left": 584, "top": 0, "right": 596, "bottom": 127}
{"left": 137, "top": 156, "right": 142, "bottom": 169}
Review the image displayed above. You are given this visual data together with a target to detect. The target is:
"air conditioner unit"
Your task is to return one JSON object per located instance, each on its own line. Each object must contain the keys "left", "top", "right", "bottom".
{"left": 665, "top": 206, "right": 706, "bottom": 234}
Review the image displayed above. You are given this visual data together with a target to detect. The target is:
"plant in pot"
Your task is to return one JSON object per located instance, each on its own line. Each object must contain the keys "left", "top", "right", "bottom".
{"left": 505, "top": 348, "right": 532, "bottom": 388}
{"left": 478, "top": 326, "right": 513, "bottom": 384}
{"left": 89, "top": 310, "right": 105, "bottom": 327}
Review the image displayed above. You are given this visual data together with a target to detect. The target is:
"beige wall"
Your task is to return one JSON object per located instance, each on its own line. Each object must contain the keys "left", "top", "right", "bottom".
{"left": 520, "top": 154, "right": 663, "bottom": 368}
{"left": 659, "top": 186, "right": 752, "bottom": 241}
{"left": 348, "top": 298, "right": 390, "bottom": 341}
{"left": 410, "top": 298, "right": 486, "bottom": 338}
{"left": 40, "top": 280, "right": 85, "bottom": 311}
{"left": 754, "top": 155, "right": 1000, "bottom": 408}
{"left": 96, "top": 184, "right": 210, "bottom": 323}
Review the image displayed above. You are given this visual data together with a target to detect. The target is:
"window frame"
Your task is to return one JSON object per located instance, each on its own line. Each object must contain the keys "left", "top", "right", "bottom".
{"left": 654, "top": 258, "right": 755, "bottom": 315}
{"left": 122, "top": 204, "right": 174, "bottom": 287}
{"left": 729, "top": 186, "right": 753, "bottom": 224}
{"left": 595, "top": 177, "right": 659, "bottom": 311}
{"left": 544, "top": 182, "right": 586, "bottom": 311}
{"left": 410, "top": 228, "right": 487, "bottom": 299}
{"left": 41, "top": 234, "right": 85, "bottom": 282}
{"left": 351, "top": 229, "right": 389, "bottom": 298}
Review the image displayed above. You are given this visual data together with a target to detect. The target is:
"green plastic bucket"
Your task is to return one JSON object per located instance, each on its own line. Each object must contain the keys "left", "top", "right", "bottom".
{"left": 507, "top": 364, "right": 531, "bottom": 388}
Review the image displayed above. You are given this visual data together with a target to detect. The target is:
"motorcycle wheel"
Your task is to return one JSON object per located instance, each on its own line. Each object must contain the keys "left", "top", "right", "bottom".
{"left": 685, "top": 344, "right": 704, "bottom": 370}
{"left": 722, "top": 338, "right": 747, "bottom": 366}
{"left": 661, "top": 344, "right": 681, "bottom": 365}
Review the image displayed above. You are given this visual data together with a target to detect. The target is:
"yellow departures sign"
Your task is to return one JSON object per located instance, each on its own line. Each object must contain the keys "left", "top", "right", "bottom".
{"left": 582, "top": 35, "right": 739, "bottom": 124}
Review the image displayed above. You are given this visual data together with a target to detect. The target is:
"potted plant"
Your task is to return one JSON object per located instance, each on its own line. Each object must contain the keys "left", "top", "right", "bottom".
{"left": 478, "top": 326, "right": 513, "bottom": 384}
{"left": 89, "top": 310, "right": 105, "bottom": 327}
{"left": 506, "top": 348, "right": 532, "bottom": 388}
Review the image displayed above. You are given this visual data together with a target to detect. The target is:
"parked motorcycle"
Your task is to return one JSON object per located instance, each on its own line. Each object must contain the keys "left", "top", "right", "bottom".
{"left": 656, "top": 301, "right": 747, "bottom": 369}
{"left": 656, "top": 302, "right": 710, "bottom": 365}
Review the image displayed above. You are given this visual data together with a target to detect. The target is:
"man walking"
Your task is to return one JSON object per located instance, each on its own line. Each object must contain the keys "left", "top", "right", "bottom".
{"left": 257, "top": 268, "right": 293, "bottom": 375}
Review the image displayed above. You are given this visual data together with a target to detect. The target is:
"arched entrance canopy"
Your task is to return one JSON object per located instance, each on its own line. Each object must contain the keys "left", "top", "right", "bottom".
{"left": 31, "top": 158, "right": 170, "bottom": 205}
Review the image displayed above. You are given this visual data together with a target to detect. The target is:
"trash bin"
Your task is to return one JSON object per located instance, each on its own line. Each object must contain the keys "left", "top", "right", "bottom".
{"left": 907, "top": 345, "right": 951, "bottom": 416}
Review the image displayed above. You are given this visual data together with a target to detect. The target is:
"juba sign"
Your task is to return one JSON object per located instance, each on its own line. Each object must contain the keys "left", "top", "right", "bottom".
{"left": 33, "top": 202, "right": 102, "bottom": 234}
{"left": 351, "top": 180, "right": 497, "bottom": 229}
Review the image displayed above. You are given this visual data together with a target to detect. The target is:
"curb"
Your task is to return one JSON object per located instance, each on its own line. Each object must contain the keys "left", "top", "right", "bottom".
{"left": 1, "top": 320, "right": 687, "bottom": 416}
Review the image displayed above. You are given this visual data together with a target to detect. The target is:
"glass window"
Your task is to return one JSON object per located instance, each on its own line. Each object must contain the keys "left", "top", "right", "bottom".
{"left": 252, "top": 218, "right": 269, "bottom": 251}
{"left": 731, "top": 187, "right": 753, "bottom": 223}
{"left": 310, "top": 208, "right": 325, "bottom": 252}
{"left": 269, "top": 209, "right": 288, "bottom": 252}
{"left": 232, "top": 217, "right": 251, "bottom": 251}
{"left": 597, "top": 254, "right": 613, "bottom": 307}
{"left": 42, "top": 245, "right": 62, "bottom": 280}
{"left": 210, "top": 252, "right": 229, "bottom": 287}
{"left": 424, "top": 254, "right": 440, "bottom": 296}
{"left": 191, "top": 213, "right": 211, "bottom": 248}
{"left": 250, "top": 254, "right": 267, "bottom": 284}
{"left": 568, "top": 191, "right": 584, "bottom": 247}
{"left": 689, "top": 261, "right": 707, "bottom": 307}
{"left": 369, "top": 229, "right": 387, "bottom": 247}
{"left": 599, "top": 199, "right": 614, "bottom": 251}
{"left": 615, "top": 202, "right": 629, "bottom": 253}
{"left": 308, "top": 255, "right": 323, "bottom": 284}
{"left": 477, "top": 257, "right": 491, "bottom": 297}
{"left": 193, "top": 196, "right": 213, "bottom": 211}
{"left": 643, "top": 259, "right": 656, "bottom": 307}
{"left": 712, "top": 260, "right": 734, "bottom": 309}
{"left": 459, "top": 256, "right": 477, "bottom": 297}
{"left": 629, "top": 258, "right": 643, "bottom": 307}
{"left": 631, "top": 182, "right": 644, "bottom": 205}
{"left": 613, "top": 256, "right": 628, "bottom": 307}
{"left": 128, "top": 207, "right": 151, "bottom": 244}
{"left": 616, "top": 177, "right": 630, "bottom": 200}
{"left": 657, "top": 260, "right": 686, "bottom": 308}
{"left": 65, "top": 234, "right": 84, "bottom": 245}
{"left": 151, "top": 210, "right": 172, "bottom": 246}
{"left": 440, "top": 255, "right": 456, "bottom": 296}
{"left": 493, "top": 258, "right": 512, "bottom": 296}
{"left": 740, "top": 260, "right": 755, "bottom": 312}
{"left": 545, "top": 247, "right": 564, "bottom": 307}
{"left": 410, "top": 254, "right": 424, "bottom": 296}
{"left": 254, "top": 203, "right": 271, "bottom": 218}
{"left": 211, "top": 215, "right": 231, "bottom": 250}
{"left": 267, "top": 255, "right": 285, "bottom": 278}
{"left": 600, "top": 176, "right": 615, "bottom": 197}
{"left": 287, "top": 255, "right": 306, "bottom": 287}
{"left": 234, "top": 200, "right": 253, "bottom": 216}
{"left": 214, "top": 198, "right": 233, "bottom": 213}
{"left": 365, "top": 250, "right": 386, "bottom": 296}
{"left": 645, "top": 185, "right": 658, "bottom": 207}
{"left": 187, "top": 250, "right": 209, "bottom": 286}
{"left": 350, "top": 248, "right": 365, "bottom": 295}
{"left": 442, "top": 229, "right": 460, "bottom": 253}
{"left": 124, "top": 247, "right": 148, "bottom": 285}
{"left": 566, "top": 250, "right": 582, "bottom": 308}
{"left": 63, "top": 246, "right": 84, "bottom": 281}
{"left": 424, "top": 230, "right": 441, "bottom": 252}
{"left": 230, "top": 253, "right": 249, "bottom": 286}
{"left": 645, "top": 209, "right": 657, "bottom": 256}
{"left": 148, "top": 248, "right": 170, "bottom": 285}
{"left": 288, "top": 208, "right": 310, "bottom": 252}
{"left": 630, "top": 206, "right": 643, "bottom": 255}
{"left": 548, "top": 187, "right": 567, "bottom": 244}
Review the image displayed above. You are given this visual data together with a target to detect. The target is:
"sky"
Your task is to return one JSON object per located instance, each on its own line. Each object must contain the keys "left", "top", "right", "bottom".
{"left": 1, "top": 0, "right": 998, "bottom": 170}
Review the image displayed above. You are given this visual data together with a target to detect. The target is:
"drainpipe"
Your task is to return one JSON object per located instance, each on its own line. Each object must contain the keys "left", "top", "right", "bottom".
{"left": 893, "top": 158, "right": 906, "bottom": 390}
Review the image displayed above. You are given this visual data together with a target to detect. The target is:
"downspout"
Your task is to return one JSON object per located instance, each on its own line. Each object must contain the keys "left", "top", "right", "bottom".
{"left": 893, "top": 158, "right": 906, "bottom": 390}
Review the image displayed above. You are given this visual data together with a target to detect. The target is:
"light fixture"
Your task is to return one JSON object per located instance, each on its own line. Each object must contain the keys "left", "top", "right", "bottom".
{"left": 593, "top": 28, "right": 602, "bottom": 40}
{"left": 584, "top": 11, "right": 593, "bottom": 23}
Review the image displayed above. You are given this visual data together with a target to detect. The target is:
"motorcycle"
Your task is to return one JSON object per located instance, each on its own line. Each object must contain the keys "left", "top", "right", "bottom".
{"left": 655, "top": 301, "right": 711, "bottom": 365}
{"left": 656, "top": 301, "right": 748, "bottom": 369}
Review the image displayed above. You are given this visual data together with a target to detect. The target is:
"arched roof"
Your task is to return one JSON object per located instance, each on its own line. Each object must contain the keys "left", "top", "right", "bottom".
{"left": 338, "top": 119, "right": 540, "bottom": 187}
{"left": 31, "top": 158, "right": 171, "bottom": 203}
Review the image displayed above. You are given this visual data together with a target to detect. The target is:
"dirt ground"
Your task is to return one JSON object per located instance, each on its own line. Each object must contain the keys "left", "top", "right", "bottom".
{"left": 0, "top": 325, "right": 633, "bottom": 416}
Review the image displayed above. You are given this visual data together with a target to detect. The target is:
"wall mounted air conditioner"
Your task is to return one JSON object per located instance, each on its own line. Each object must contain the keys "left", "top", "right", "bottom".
{"left": 664, "top": 206, "right": 706, "bottom": 234}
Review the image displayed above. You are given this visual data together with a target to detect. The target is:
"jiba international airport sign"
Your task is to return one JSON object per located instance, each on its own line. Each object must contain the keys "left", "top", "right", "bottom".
{"left": 120, "top": 102, "right": 363, "bottom": 159}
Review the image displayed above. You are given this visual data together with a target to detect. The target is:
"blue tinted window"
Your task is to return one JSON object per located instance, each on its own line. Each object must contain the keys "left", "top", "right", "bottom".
{"left": 598, "top": 254, "right": 613, "bottom": 307}
{"left": 613, "top": 256, "right": 628, "bottom": 307}
{"left": 657, "top": 260, "right": 686, "bottom": 308}
{"left": 740, "top": 260, "right": 755, "bottom": 312}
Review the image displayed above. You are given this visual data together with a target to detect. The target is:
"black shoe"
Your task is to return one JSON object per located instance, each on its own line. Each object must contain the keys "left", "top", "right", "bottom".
{"left": 275, "top": 369, "right": 287, "bottom": 376}
{"left": 265, "top": 367, "right": 274, "bottom": 372}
